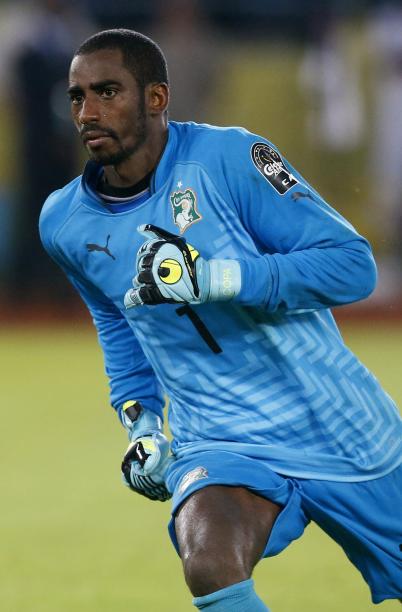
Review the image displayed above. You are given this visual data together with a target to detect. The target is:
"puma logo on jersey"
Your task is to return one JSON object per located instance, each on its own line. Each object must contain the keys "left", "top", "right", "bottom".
{"left": 291, "top": 191, "right": 318, "bottom": 204}
{"left": 86, "top": 234, "right": 116, "bottom": 260}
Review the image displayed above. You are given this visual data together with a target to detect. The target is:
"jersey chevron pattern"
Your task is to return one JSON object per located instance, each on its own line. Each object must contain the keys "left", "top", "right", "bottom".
{"left": 39, "top": 121, "right": 402, "bottom": 482}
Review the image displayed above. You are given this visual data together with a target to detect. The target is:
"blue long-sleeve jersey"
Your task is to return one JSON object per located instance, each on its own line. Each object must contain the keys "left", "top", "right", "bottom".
{"left": 39, "top": 121, "right": 402, "bottom": 481}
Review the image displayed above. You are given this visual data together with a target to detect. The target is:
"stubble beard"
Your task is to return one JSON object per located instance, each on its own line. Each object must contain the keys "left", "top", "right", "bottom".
{"left": 87, "top": 96, "right": 147, "bottom": 167}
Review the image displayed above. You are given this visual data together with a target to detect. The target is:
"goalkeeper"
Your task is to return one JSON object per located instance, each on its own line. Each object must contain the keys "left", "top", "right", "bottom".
{"left": 40, "top": 29, "right": 402, "bottom": 611}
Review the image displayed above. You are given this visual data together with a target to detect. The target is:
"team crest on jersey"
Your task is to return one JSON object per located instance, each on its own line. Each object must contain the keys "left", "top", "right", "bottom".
{"left": 170, "top": 188, "right": 202, "bottom": 233}
{"left": 179, "top": 466, "right": 208, "bottom": 493}
{"left": 251, "top": 142, "right": 298, "bottom": 195}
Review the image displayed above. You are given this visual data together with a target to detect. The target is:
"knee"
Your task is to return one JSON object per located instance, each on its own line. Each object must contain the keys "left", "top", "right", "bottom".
{"left": 175, "top": 486, "right": 280, "bottom": 597}
{"left": 181, "top": 546, "right": 250, "bottom": 597}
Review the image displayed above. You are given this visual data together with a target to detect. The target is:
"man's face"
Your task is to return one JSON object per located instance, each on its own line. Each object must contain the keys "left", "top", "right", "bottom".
{"left": 68, "top": 49, "right": 147, "bottom": 166}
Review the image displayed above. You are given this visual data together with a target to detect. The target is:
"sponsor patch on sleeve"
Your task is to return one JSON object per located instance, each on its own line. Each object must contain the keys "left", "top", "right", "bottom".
{"left": 251, "top": 142, "right": 298, "bottom": 195}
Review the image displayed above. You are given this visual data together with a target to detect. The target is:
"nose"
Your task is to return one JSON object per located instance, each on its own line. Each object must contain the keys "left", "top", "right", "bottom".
{"left": 78, "top": 95, "right": 101, "bottom": 125}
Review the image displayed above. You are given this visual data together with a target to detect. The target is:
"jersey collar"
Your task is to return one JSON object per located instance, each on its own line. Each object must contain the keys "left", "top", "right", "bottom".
{"left": 79, "top": 122, "right": 179, "bottom": 213}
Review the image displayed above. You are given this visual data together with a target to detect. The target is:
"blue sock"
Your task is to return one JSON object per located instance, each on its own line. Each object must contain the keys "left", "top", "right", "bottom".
{"left": 193, "top": 578, "right": 269, "bottom": 611}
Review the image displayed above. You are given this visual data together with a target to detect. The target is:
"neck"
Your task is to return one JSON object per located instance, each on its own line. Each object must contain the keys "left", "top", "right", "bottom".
{"left": 103, "top": 124, "right": 168, "bottom": 188}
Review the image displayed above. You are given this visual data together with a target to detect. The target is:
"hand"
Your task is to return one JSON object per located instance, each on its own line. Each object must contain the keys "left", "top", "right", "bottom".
{"left": 124, "top": 225, "right": 241, "bottom": 307}
{"left": 120, "top": 400, "right": 173, "bottom": 502}
{"left": 121, "top": 434, "right": 172, "bottom": 501}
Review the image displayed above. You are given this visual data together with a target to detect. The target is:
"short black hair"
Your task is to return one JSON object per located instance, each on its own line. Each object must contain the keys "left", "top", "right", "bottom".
{"left": 74, "top": 29, "right": 169, "bottom": 89}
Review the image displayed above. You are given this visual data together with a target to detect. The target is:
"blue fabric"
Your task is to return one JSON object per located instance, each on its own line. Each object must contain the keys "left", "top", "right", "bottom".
{"left": 193, "top": 579, "right": 269, "bottom": 611}
{"left": 166, "top": 451, "right": 308, "bottom": 558}
{"left": 39, "top": 120, "right": 401, "bottom": 479}
{"left": 299, "top": 463, "right": 402, "bottom": 604}
{"left": 167, "top": 452, "right": 402, "bottom": 604}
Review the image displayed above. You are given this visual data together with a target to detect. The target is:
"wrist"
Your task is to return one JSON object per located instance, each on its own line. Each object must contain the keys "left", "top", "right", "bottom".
{"left": 121, "top": 400, "right": 163, "bottom": 440}
{"left": 200, "top": 259, "right": 242, "bottom": 302}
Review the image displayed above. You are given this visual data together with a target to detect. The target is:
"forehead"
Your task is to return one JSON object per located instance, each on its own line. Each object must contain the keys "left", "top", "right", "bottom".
{"left": 69, "top": 48, "right": 136, "bottom": 86}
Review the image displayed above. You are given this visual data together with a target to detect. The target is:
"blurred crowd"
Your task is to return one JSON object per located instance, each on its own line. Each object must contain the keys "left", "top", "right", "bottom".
{"left": 0, "top": 0, "right": 401, "bottom": 311}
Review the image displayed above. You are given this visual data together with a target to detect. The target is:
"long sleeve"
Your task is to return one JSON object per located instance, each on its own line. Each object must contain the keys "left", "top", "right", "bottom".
{"left": 67, "top": 271, "right": 164, "bottom": 421}
{"left": 39, "top": 219, "right": 164, "bottom": 422}
{"left": 219, "top": 131, "right": 377, "bottom": 313}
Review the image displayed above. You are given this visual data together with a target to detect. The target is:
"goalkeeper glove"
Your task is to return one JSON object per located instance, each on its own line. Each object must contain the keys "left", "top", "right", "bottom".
{"left": 120, "top": 400, "right": 173, "bottom": 502}
{"left": 124, "top": 224, "right": 241, "bottom": 307}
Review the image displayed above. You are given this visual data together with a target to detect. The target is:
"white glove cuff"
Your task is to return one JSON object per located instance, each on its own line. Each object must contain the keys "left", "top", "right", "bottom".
{"left": 208, "top": 259, "right": 242, "bottom": 301}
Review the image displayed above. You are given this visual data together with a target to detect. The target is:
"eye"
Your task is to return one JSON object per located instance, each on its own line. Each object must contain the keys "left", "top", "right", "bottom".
{"left": 101, "top": 88, "right": 117, "bottom": 99}
{"left": 69, "top": 93, "right": 83, "bottom": 105}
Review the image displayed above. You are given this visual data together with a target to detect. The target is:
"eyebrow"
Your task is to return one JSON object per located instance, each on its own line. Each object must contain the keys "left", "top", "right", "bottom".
{"left": 67, "top": 79, "right": 123, "bottom": 94}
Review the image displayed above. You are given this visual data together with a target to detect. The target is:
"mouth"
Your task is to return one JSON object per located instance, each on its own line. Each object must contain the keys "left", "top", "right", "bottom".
{"left": 82, "top": 131, "right": 114, "bottom": 148}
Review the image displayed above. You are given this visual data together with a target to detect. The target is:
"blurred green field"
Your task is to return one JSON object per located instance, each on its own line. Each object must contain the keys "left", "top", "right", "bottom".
{"left": 0, "top": 322, "right": 401, "bottom": 612}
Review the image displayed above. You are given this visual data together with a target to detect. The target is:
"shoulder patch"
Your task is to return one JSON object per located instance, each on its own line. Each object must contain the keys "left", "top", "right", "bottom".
{"left": 251, "top": 142, "right": 298, "bottom": 195}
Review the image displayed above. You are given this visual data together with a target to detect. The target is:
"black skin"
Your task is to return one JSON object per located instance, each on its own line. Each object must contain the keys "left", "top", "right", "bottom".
{"left": 175, "top": 486, "right": 281, "bottom": 597}
{"left": 68, "top": 48, "right": 169, "bottom": 187}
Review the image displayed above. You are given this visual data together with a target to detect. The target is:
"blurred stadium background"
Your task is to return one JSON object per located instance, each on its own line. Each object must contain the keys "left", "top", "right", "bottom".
{"left": 0, "top": 1, "right": 401, "bottom": 610}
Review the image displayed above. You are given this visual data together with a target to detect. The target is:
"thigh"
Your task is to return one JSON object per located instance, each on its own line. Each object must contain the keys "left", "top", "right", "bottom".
{"left": 176, "top": 485, "right": 281, "bottom": 565}
{"left": 166, "top": 450, "right": 309, "bottom": 560}
{"left": 175, "top": 485, "right": 281, "bottom": 595}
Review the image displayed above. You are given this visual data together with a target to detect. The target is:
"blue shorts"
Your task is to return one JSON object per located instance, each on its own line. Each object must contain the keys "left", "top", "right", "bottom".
{"left": 166, "top": 451, "right": 402, "bottom": 604}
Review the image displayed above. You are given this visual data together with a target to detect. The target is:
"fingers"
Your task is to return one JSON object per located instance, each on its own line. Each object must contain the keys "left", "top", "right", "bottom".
{"left": 125, "top": 225, "right": 192, "bottom": 308}
{"left": 138, "top": 224, "right": 183, "bottom": 242}
{"left": 124, "top": 439, "right": 152, "bottom": 468}
{"left": 121, "top": 467, "right": 171, "bottom": 501}
{"left": 124, "top": 287, "right": 143, "bottom": 308}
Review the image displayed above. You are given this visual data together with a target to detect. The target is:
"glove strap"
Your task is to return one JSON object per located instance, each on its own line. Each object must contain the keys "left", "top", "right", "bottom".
{"left": 121, "top": 400, "right": 163, "bottom": 439}
{"left": 208, "top": 259, "right": 242, "bottom": 301}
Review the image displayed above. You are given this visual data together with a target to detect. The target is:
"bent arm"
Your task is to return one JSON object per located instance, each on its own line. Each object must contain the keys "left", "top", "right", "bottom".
{"left": 238, "top": 238, "right": 376, "bottom": 313}
{"left": 221, "top": 131, "right": 377, "bottom": 313}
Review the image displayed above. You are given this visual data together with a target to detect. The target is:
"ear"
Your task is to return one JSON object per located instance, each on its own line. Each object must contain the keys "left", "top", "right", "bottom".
{"left": 146, "top": 83, "right": 169, "bottom": 116}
